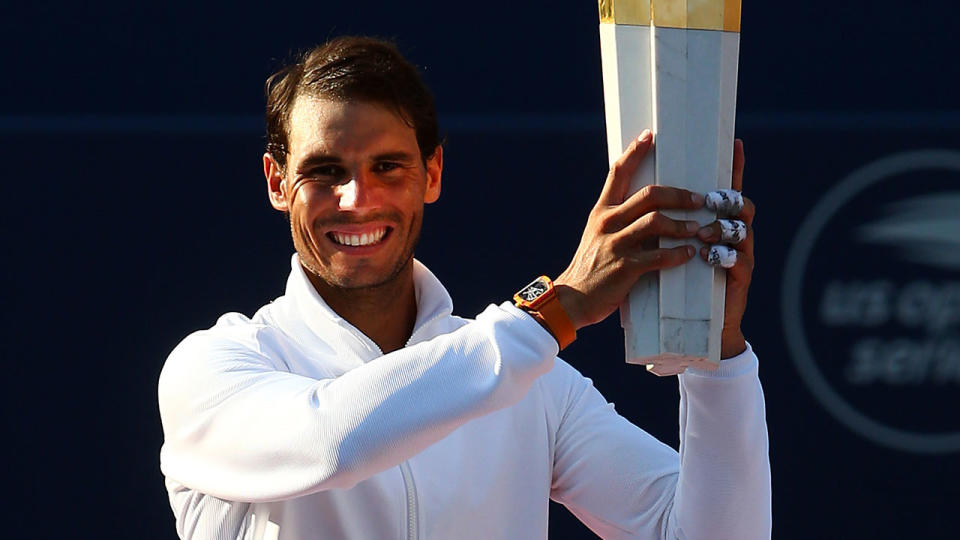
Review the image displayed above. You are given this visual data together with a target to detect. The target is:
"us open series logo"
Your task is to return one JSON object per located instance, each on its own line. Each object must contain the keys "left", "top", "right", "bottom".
{"left": 782, "top": 150, "right": 960, "bottom": 454}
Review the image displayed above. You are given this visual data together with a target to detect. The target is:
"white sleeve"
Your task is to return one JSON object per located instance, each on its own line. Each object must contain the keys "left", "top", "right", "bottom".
{"left": 549, "top": 344, "right": 771, "bottom": 540}
{"left": 158, "top": 302, "right": 557, "bottom": 503}
{"left": 674, "top": 343, "right": 771, "bottom": 539}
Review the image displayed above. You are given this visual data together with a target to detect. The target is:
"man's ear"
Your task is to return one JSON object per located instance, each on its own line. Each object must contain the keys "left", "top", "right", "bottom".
{"left": 424, "top": 145, "right": 443, "bottom": 204}
{"left": 263, "top": 153, "right": 288, "bottom": 212}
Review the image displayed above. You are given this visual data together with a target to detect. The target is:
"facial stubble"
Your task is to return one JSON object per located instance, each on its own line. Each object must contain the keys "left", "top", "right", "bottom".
{"left": 294, "top": 208, "right": 423, "bottom": 292}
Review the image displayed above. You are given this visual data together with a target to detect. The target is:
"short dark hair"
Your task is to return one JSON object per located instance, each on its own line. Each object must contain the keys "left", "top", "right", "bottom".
{"left": 265, "top": 36, "right": 440, "bottom": 171}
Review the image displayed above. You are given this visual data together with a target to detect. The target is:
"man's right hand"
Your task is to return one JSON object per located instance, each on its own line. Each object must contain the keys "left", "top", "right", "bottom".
{"left": 555, "top": 129, "right": 705, "bottom": 330}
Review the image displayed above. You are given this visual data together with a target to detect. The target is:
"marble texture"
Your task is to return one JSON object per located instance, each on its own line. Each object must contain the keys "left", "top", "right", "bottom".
{"left": 600, "top": 13, "right": 740, "bottom": 375}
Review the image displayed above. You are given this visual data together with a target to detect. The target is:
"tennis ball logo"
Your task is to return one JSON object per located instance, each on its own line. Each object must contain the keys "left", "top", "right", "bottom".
{"left": 782, "top": 150, "right": 960, "bottom": 454}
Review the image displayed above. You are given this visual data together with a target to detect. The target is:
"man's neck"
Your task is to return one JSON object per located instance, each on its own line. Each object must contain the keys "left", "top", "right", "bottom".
{"left": 304, "top": 262, "right": 418, "bottom": 354}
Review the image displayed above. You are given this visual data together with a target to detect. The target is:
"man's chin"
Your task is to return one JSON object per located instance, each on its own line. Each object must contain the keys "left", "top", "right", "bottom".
{"left": 310, "top": 258, "right": 413, "bottom": 291}
{"left": 323, "top": 274, "right": 392, "bottom": 290}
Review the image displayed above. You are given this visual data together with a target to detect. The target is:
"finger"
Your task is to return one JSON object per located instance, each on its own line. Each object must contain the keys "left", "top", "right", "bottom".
{"left": 718, "top": 251, "right": 753, "bottom": 289}
{"left": 710, "top": 242, "right": 755, "bottom": 280}
{"left": 738, "top": 226, "right": 755, "bottom": 260}
{"left": 712, "top": 227, "right": 755, "bottom": 263}
{"left": 632, "top": 245, "right": 697, "bottom": 272}
{"left": 732, "top": 138, "right": 745, "bottom": 192}
{"left": 696, "top": 219, "right": 747, "bottom": 245}
{"left": 704, "top": 189, "right": 744, "bottom": 216}
{"left": 598, "top": 130, "right": 654, "bottom": 206}
{"left": 611, "top": 185, "right": 706, "bottom": 229}
{"left": 616, "top": 211, "right": 699, "bottom": 244}
{"left": 700, "top": 245, "right": 738, "bottom": 268}
{"left": 736, "top": 195, "right": 756, "bottom": 226}
{"left": 705, "top": 228, "right": 756, "bottom": 279}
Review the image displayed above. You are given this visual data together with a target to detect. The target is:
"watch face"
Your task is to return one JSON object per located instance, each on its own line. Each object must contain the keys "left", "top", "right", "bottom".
{"left": 518, "top": 277, "right": 549, "bottom": 302}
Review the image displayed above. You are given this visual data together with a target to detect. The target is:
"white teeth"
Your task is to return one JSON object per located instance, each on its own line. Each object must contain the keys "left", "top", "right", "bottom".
{"left": 331, "top": 228, "right": 387, "bottom": 247}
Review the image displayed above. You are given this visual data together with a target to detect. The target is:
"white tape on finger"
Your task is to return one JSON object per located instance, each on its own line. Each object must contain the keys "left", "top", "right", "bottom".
{"left": 705, "top": 189, "right": 744, "bottom": 215}
{"left": 719, "top": 219, "right": 747, "bottom": 244}
{"left": 707, "top": 245, "right": 738, "bottom": 268}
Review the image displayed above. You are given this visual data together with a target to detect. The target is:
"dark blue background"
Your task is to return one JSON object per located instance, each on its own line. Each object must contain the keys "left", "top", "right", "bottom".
{"left": 4, "top": 1, "right": 958, "bottom": 538}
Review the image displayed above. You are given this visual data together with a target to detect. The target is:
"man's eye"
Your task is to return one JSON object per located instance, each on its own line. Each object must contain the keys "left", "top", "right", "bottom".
{"left": 373, "top": 162, "right": 401, "bottom": 173}
{"left": 300, "top": 166, "right": 347, "bottom": 184}
{"left": 310, "top": 165, "right": 343, "bottom": 177}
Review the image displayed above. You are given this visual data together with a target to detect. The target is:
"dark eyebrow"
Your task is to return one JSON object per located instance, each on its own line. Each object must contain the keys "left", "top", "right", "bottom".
{"left": 372, "top": 151, "right": 416, "bottom": 162}
{"left": 296, "top": 151, "right": 416, "bottom": 171}
{"left": 296, "top": 153, "right": 341, "bottom": 171}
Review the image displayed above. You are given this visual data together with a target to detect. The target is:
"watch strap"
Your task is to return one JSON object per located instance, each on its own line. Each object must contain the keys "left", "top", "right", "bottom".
{"left": 514, "top": 276, "right": 576, "bottom": 350}
{"left": 527, "top": 295, "right": 577, "bottom": 350}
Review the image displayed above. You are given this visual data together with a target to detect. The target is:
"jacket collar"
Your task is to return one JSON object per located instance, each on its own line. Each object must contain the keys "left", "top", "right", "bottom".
{"left": 283, "top": 254, "right": 454, "bottom": 350}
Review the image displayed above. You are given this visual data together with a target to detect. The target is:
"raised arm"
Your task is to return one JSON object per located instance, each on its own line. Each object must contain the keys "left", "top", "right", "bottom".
{"left": 550, "top": 134, "right": 770, "bottom": 538}
{"left": 158, "top": 303, "right": 557, "bottom": 503}
{"left": 548, "top": 347, "right": 769, "bottom": 540}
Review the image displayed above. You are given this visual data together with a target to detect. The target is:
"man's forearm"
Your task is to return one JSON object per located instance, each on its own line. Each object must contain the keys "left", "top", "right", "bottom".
{"left": 159, "top": 303, "right": 557, "bottom": 502}
{"left": 672, "top": 343, "right": 771, "bottom": 539}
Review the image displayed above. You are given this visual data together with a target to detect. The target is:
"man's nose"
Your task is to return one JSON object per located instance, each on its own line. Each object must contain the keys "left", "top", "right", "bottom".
{"left": 336, "top": 175, "right": 371, "bottom": 210}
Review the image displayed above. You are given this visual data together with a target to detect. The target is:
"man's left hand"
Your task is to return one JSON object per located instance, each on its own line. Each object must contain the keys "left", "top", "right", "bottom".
{"left": 694, "top": 139, "right": 755, "bottom": 359}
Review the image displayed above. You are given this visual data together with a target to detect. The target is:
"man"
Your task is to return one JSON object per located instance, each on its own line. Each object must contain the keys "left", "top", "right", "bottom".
{"left": 158, "top": 36, "right": 770, "bottom": 539}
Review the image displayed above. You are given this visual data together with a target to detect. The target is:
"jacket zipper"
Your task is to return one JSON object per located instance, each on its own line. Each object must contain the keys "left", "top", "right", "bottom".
{"left": 405, "top": 312, "right": 447, "bottom": 347}
{"left": 399, "top": 461, "right": 419, "bottom": 540}
{"left": 251, "top": 503, "right": 278, "bottom": 540}
{"left": 353, "top": 312, "right": 448, "bottom": 358}
{"left": 395, "top": 315, "right": 446, "bottom": 540}
{"left": 351, "top": 313, "right": 440, "bottom": 540}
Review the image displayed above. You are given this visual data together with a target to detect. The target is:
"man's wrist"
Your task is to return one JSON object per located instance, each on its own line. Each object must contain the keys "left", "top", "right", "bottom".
{"left": 513, "top": 276, "right": 577, "bottom": 350}
{"left": 720, "top": 329, "right": 747, "bottom": 359}
{"left": 520, "top": 309, "right": 555, "bottom": 342}
{"left": 552, "top": 279, "right": 585, "bottom": 331}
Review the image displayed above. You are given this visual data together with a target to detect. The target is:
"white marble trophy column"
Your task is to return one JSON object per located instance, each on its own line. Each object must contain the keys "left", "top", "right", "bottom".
{"left": 599, "top": 0, "right": 741, "bottom": 375}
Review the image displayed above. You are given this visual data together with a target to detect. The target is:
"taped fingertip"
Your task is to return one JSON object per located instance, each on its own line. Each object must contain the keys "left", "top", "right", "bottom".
{"left": 705, "top": 189, "right": 744, "bottom": 215}
{"left": 719, "top": 219, "right": 747, "bottom": 243}
{"left": 707, "top": 245, "right": 737, "bottom": 268}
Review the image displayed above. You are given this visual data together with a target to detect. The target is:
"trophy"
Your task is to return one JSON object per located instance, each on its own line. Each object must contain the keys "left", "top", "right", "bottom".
{"left": 598, "top": 0, "right": 741, "bottom": 375}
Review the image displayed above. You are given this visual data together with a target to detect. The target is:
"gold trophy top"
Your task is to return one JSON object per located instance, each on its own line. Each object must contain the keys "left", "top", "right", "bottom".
{"left": 599, "top": 0, "right": 741, "bottom": 32}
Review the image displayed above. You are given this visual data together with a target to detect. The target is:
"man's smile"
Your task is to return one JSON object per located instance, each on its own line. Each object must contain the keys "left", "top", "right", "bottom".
{"left": 325, "top": 224, "right": 393, "bottom": 250}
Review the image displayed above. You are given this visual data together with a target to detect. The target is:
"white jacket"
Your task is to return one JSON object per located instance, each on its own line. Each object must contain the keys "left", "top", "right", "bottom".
{"left": 158, "top": 255, "right": 771, "bottom": 539}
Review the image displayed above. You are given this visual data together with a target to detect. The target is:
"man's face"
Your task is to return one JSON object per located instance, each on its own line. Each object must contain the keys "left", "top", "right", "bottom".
{"left": 265, "top": 97, "right": 442, "bottom": 289}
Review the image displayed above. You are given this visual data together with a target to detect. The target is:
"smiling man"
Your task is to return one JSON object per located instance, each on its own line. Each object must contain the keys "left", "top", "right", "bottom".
{"left": 268, "top": 96, "right": 442, "bottom": 354}
{"left": 158, "top": 37, "right": 771, "bottom": 539}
